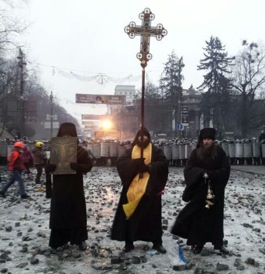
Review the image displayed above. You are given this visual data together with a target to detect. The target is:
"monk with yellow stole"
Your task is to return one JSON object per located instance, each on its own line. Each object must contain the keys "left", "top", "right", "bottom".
{"left": 111, "top": 127, "right": 168, "bottom": 254}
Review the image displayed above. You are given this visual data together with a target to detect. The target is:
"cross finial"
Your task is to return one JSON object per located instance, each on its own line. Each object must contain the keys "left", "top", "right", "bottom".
{"left": 124, "top": 8, "right": 167, "bottom": 68}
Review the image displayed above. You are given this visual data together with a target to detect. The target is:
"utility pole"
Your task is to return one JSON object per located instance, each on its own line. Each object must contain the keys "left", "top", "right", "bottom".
{"left": 177, "top": 57, "right": 184, "bottom": 138}
{"left": 17, "top": 48, "right": 27, "bottom": 137}
{"left": 50, "top": 91, "right": 53, "bottom": 138}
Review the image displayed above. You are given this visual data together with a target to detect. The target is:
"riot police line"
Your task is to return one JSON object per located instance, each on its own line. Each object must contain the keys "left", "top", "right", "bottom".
{"left": 0, "top": 138, "right": 265, "bottom": 167}
{"left": 83, "top": 138, "right": 265, "bottom": 167}
{"left": 161, "top": 138, "right": 265, "bottom": 167}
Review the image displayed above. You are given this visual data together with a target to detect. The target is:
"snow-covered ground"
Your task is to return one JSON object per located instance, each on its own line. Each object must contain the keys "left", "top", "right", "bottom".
{"left": 0, "top": 166, "right": 264, "bottom": 274}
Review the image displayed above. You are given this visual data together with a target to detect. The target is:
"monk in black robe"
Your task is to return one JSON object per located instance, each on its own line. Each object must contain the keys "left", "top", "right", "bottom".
{"left": 171, "top": 128, "right": 230, "bottom": 254}
{"left": 111, "top": 127, "right": 168, "bottom": 254}
{"left": 46, "top": 123, "right": 93, "bottom": 251}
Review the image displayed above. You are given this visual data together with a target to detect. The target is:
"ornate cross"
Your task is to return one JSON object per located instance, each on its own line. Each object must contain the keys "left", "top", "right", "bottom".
{"left": 124, "top": 8, "right": 167, "bottom": 68}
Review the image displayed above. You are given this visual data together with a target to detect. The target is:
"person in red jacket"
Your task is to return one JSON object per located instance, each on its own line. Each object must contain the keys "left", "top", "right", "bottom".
{"left": 0, "top": 141, "right": 30, "bottom": 199}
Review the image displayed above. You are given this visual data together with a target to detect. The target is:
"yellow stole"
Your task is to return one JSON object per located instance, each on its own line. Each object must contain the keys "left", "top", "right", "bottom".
{"left": 122, "top": 143, "right": 152, "bottom": 219}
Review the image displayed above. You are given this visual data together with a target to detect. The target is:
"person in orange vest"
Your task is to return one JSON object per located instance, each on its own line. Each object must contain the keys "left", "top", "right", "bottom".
{"left": 0, "top": 141, "right": 30, "bottom": 199}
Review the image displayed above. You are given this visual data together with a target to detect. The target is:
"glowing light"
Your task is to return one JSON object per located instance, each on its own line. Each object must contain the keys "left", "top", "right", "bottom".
{"left": 101, "top": 120, "right": 112, "bottom": 130}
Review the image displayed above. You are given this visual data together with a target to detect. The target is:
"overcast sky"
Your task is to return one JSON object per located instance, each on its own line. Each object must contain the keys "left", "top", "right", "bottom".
{"left": 19, "top": 0, "right": 265, "bottom": 121}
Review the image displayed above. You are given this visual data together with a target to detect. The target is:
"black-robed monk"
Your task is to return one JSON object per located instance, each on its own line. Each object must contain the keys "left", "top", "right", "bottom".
{"left": 111, "top": 127, "right": 168, "bottom": 254}
{"left": 47, "top": 123, "right": 92, "bottom": 251}
{"left": 171, "top": 128, "right": 230, "bottom": 255}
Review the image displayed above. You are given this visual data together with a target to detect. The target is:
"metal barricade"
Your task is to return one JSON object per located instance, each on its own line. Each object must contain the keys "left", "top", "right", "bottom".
{"left": 178, "top": 143, "right": 185, "bottom": 167}
{"left": 171, "top": 145, "right": 179, "bottom": 166}
{"left": 243, "top": 140, "right": 252, "bottom": 165}
{"left": 100, "top": 142, "right": 109, "bottom": 158}
{"left": 0, "top": 141, "right": 8, "bottom": 165}
{"left": 109, "top": 142, "right": 118, "bottom": 157}
{"left": 260, "top": 142, "right": 265, "bottom": 165}
{"left": 252, "top": 141, "right": 261, "bottom": 165}
{"left": 7, "top": 145, "right": 13, "bottom": 158}
{"left": 190, "top": 142, "right": 196, "bottom": 153}
{"left": 117, "top": 143, "right": 126, "bottom": 158}
{"left": 92, "top": 143, "right": 101, "bottom": 159}
{"left": 109, "top": 142, "right": 118, "bottom": 166}
{"left": 221, "top": 141, "right": 229, "bottom": 157}
{"left": 235, "top": 141, "right": 244, "bottom": 165}
{"left": 228, "top": 142, "right": 236, "bottom": 165}
{"left": 184, "top": 143, "right": 192, "bottom": 158}
{"left": 163, "top": 144, "right": 172, "bottom": 166}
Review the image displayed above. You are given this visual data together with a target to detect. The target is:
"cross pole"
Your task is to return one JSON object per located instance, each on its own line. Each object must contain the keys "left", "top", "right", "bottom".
{"left": 124, "top": 7, "right": 167, "bottom": 157}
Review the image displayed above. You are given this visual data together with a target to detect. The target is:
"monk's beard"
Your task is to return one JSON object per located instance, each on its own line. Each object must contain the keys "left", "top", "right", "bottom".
{"left": 197, "top": 144, "right": 217, "bottom": 161}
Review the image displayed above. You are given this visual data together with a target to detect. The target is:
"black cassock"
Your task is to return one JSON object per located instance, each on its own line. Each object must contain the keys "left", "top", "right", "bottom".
{"left": 111, "top": 144, "right": 168, "bottom": 244}
{"left": 171, "top": 145, "right": 230, "bottom": 247}
{"left": 49, "top": 146, "right": 92, "bottom": 248}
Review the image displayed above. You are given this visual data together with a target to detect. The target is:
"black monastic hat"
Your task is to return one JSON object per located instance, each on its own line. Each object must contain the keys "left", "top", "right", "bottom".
{"left": 57, "top": 122, "right": 78, "bottom": 137}
{"left": 199, "top": 127, "right": 216, "bottom": 141}
{"left": 132, "top": 127, "right": 151, "bottom": 146}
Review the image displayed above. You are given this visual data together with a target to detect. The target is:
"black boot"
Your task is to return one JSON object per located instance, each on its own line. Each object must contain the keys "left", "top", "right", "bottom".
{"left": 215, "top": 246, "right": 229, "bottom": 254}
{"left": 123, "top": 242, "right": 134, "bottom": 253}
{"left": 79, "top": 241, "right": 87, "bottom": 251}
{"left": 192, "top": 245, "right": 203, "bottom": 254}
{"left": 153, "top": 244, "right": 167, "bottom": 254}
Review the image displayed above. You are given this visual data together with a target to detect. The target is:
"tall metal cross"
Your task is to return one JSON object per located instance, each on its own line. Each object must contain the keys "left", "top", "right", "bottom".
{"left": 124, "top": 7, "right": 167, "bottom": 68}
{"left": 124, "top": 8, "right": 167, "bottom": 157}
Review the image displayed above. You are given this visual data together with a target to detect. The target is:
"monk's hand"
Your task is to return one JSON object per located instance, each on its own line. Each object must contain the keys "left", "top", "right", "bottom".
{"left": 138, "top": 160, "right": 149, "bottom": 173}
{"left": 132, "top": 158, "right": 145, "bottom": 166}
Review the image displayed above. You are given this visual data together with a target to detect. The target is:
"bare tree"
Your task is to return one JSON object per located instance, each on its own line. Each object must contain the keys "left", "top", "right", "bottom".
{"left": 0, "top": 58, "right": 21, "bottom": 136}
{"left": 0, "top": 0, "right": 30, "bottom": 137}
{"left": 0, "top": 0, "right": 28, "bottom": 54}
{"left": 232, "top": 41, "right": 265, "bottom": 137}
